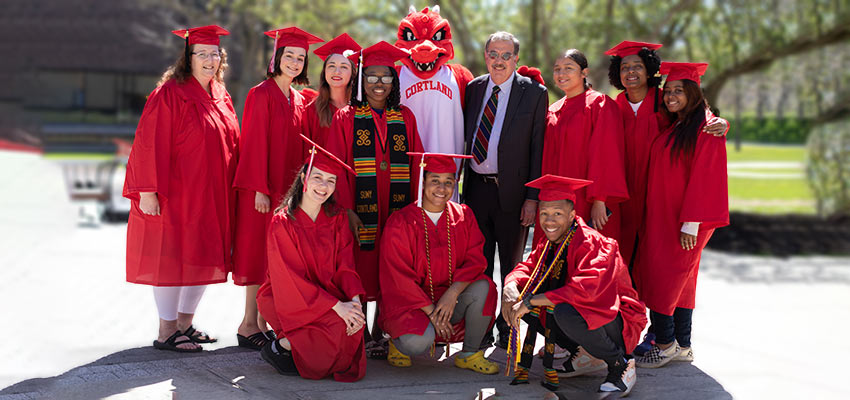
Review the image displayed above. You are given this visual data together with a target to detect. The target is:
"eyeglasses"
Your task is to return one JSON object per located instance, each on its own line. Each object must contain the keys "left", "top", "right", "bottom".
{"left": 364, "top": 75, "right": 394, "bottom": 84}
{"left": 192, "top": 52, "right": 222, "bottom": 60}
{"left": 487, "top": 51, "right": 514, "bottom": 61}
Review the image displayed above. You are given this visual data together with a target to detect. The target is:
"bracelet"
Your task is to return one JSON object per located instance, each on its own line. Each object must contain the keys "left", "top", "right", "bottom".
{"left": 522, "top": 296, "right": 533, "bottom": 309}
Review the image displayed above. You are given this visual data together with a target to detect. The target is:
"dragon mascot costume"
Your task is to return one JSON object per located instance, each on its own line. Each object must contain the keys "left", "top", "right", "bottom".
{"left": 395, "top": 6, "right": 473, "bottom": 156}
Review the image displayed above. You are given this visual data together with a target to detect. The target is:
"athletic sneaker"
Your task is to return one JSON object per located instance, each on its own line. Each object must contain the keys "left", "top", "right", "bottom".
{"left": 635, "top": 341, "right": 679, "bottom": 369}
{"left": 557, "top": 346, "right": 607, "bottom": 377}
{"left": 537, "top": 344, "right": 570, "bottom": 359}
{"left": 599, "top": 358, "right": 636, "bottom": 396}
{"left": 674, "top": 346, "right": 694, "bottom": 362}
{"left": 633, "top": 332, "right": 655, "bottom": 356}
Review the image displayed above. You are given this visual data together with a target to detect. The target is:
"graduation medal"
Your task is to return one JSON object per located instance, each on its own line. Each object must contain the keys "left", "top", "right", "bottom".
{"left": 380, "top": 161, "right": 388, "bottom": 171}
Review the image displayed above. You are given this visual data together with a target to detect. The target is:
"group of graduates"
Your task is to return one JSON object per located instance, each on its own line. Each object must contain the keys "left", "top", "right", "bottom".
{"left": 122, "top": 21, "right": 729, "bottom": 397}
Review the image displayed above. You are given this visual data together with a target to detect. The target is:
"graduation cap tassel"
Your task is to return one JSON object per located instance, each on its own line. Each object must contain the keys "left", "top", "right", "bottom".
{"left": 184, "top": 31, "right": 191, "bottom": 73}
{"left": 269, "top": 32, "right": 279, "bottom": 74}
{"left": 416, "top": 153, "right": 428, "bottom": 208}
{"left": 304, "top": 147, "right": 317, "bottom": 193}
{"left": 356, "top": 50, "right": 363, "bottom": 102}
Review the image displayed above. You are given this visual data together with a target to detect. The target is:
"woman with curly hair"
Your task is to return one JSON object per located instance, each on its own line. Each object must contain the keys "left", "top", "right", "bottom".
{"left": 302, "top": 33, "right": 361, "bottom": 147}
{"left": 123, "top": 25, "right": 238, "bottom": 352}
{"left": 326, "top": 41, "right": 424, "bottom": 358}
{"left": 231, "top": 27, "right": 323, "bottom": 350}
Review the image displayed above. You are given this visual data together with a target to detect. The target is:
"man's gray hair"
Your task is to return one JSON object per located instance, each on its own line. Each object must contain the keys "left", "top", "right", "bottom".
{"left": 484, "top": 31, "right": 519, "bottom": 54}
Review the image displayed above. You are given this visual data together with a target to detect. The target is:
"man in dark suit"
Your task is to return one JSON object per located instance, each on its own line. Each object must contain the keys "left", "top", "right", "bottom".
{"left": 462, "top": 31, "right": 547, "bottom": 348}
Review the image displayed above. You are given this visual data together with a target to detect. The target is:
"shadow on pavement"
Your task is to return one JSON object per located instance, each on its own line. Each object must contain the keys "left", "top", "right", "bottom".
{"left": 1, "top": 345, "right": 732, "bottom": 400}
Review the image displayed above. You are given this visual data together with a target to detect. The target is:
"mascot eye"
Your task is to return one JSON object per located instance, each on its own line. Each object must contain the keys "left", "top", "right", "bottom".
{"left": 432, "top": 29, "right": 445, "bottom": 41}
{"left": 403, "top": 28, "right": 417, "bottom": 41}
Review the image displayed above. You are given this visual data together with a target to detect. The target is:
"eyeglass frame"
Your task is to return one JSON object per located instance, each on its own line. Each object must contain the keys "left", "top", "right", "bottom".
{"left": 192, "top": 52, "right": 222, "bottom": 60}
{"left": 486, "top": 50, "right": 515, "bottom": 61}
{"left": 364, "top": 75, "right": 394, "bottom": 84}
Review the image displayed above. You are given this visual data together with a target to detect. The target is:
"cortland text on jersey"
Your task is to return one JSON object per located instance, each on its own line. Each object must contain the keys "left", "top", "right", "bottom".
{"left": 404, "top": 80, "right": 453, "bottom": 100}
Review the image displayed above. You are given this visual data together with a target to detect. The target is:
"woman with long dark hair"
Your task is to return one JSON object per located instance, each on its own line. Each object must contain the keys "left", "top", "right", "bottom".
{"left": 123, "top": 25, "right": 238, "bottom": 352}
{"left": 633, "top": 62, "right": 729, "bottom": 369}
{"left": 326, "top": 41, "right": 424, "bottom": 359}
{"left": 536, "top": 49, "right": 628, "bottom": 246}
{"left": 231, "top": 27, "right": 323, "bottom": 350}
{"left": 256, "top": 136, "right": 367, "bottom": 381}
{"left": 302, "top": 33, "right": 360, "bottom": 147}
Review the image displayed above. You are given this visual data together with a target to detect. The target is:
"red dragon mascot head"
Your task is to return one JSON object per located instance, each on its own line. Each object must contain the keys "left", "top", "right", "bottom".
{"left": 395, "top": 6, "right": 454, "bottom": 80}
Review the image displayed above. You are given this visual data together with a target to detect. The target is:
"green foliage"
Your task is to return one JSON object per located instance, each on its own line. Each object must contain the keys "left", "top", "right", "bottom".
{"left": 728, "top": 117, "right": 811, "bottom": 144}
{"left": 806, "top": 119, "right": 850, "bottom": 216}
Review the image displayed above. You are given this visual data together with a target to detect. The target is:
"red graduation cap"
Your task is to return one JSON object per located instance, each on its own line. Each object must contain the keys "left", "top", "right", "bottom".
{"left": 660, "top": 62, "right": 709, "bottom": 85}
{"left": 299, "top": 134, "right": 356, "bottom": 186}
{"left": 407, "top": 152, "right": 472, "bottom": 207}
{"left": 604, "top": 40, "right": 663, "bottom": 57}
{"left": 314, "top": 33, "right": 361, "bottom": 61}
{"left": 265, "top": 27, "right": 324, "bottom": 73}
{"left": 172, "top": 25, "right": 229, "bottom": 46}
{"left": 349, "top": 41, "right": 410, "bottom": 101}
{"left": 525, "top": 174, "right": 593, "bottom": 203}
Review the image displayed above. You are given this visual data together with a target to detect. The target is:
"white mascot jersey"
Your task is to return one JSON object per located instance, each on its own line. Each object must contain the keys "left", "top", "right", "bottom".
{"left": 399, "top": 65, "right": 464, "bottom": 157}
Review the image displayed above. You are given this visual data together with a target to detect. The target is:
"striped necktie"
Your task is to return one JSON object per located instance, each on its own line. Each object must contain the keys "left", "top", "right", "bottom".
{"left": 471, "top": 85, "right": 501, "bottom": 164}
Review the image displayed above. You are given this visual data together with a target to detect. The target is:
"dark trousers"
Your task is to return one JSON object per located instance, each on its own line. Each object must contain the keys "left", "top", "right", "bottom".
{"left": 525, "top": 303, "right": 627, "bottom": 365}
{"left": 464, "top": 171, "right": 524, "bottom": 334}
{"left": 649, "top": 308, "right": 693, "bottom": 348}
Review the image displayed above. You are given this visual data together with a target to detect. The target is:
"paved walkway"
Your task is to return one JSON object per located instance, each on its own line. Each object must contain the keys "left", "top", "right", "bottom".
{"left": 1, "top": 150, "right": 848, "bottom": 399}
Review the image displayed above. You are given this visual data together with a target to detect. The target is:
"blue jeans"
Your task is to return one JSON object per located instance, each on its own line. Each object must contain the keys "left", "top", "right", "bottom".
{"left": 649, "top": 308, "right": 693, "bottom": 348}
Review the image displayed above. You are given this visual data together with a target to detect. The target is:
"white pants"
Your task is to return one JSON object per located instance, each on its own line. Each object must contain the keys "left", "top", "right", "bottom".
{"left": 152, "top": 286, "right": 207, "bottom": 321}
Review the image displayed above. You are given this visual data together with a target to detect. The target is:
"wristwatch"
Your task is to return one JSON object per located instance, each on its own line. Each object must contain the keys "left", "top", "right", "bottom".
{"left": 522, "top": 296, "right": 533, "bottom": 309}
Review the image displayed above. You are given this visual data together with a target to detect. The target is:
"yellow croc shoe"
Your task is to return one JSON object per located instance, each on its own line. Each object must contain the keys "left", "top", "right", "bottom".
{"left": 388, "top": 339, "right": 412, "bottom": 368}
{"left": 454, "top": 350, "right": 499, "bottom": 375}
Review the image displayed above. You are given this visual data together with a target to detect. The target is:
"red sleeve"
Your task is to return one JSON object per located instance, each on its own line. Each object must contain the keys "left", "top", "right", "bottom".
{"left": 233, "top": 86, "right": 272, "bottom": 195}
{"left": 452, "top": 204, "right": 487, "bottom": 283}
{"left": 301, "top": 101, "right": 318, "bottom": 144}
{"left": 327, "top": 108, "right": 355, "bottom": 210}
{"left": 679, "top": 114, "right": 729, "bottom": 229}
{"left": 585, "top": 94, "right": 629, "bottom": 204}
{"left": 402, "top": 107, "right": 424, "bottom": 202}
{"left": 379, "top": 211, "right": 433, "bottom": 312}
{"left": 505, "top": 240, "right": 546, "bottom": 290}
{"left": 266, "top": 214, "right": 340, "bottom": 330}
{"left": 123, "top": 83, "right": 177, "bottom": 202}
{"left": 447, "top": 64, "right": 474, "bottom": 107}
{"left": 543, "top": 236, "right": 620, "bottom": 330}
{"left": 331, "top": 213, "right": 366, "bottom": 299}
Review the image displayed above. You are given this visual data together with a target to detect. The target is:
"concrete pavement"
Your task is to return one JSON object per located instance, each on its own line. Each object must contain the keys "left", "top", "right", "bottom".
{"left": 1, "top": 150, "right": 848, "bottom": 399}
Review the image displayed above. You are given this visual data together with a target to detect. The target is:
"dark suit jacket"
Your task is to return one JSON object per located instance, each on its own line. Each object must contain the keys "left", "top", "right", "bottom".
{"left": 462, "top": 73, "right": 547, "bottom": 212}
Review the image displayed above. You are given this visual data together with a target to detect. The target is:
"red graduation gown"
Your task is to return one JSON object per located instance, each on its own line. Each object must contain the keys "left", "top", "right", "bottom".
{"left": 326, "top": 105, "right": 424, "bottom": 301}
{"left": 633, "top": 110, "right": 729, "bottom": 316}
{"left": 538, "top": 90, "right": 629, "bottom": 245}
{"left": 506, "top": 217, "right": 647, "bottom": 353}
{"left": 301, "top": 100, "right": 338, "bottom": 148}
{"left": 232, "top": 79, "right": 306, "bottom": 286}
{"left": 378, "top": 202, "right": 497, "bottom": 343}
{"left": 615, "top": 90, "right": 670, "bottom": 265}
{"left": 123, "top": 77, "right": 239, "bottom": 286}
{"left": 256, "top": 207, "right": 366, "bottom": 382}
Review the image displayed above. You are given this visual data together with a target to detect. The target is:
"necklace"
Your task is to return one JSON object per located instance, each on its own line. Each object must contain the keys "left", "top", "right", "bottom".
{"left": 421, "top": 207, "right": 453, "bottom": 301}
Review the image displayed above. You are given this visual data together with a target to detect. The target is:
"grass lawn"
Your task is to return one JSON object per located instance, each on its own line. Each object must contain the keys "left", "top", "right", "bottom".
{"left": 726, "top": 143, "right": 815, "bottom": 214}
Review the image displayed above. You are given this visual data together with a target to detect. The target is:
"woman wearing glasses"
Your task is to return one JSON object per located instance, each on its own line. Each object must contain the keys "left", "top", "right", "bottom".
{"left": 231, "top": 27, "right": 323, "bottom": 350}
{"left": 123, "top": 25, "right": 239, "bottom": 352}
{"left": 326, "top": 41, "right": 424, "bottom": 359}
{"left": 534, "top": 49, "right": 628, "bottom": 248}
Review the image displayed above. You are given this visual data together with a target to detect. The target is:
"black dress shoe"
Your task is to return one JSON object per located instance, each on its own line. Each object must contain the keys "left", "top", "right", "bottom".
{"left": 260, "top": 341, "right": 299, "bottom": 376}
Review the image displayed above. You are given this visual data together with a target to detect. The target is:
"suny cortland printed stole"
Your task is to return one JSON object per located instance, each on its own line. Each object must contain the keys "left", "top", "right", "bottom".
{"left": 352, "top": 104, "right": 411, "bottom": 250}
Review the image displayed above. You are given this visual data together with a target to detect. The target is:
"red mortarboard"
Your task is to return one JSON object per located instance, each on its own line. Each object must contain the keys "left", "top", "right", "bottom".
{"left": 407, "top": 152, "right": 472, "bottom": 207}
{"left": 349, "top": 40, "right": 410, "bottom": 67}
{"left": 300, "top": 134, "right": 355, "bottom": 181}
{"left": 604, "top": 40, "right": 663, "bottom": 57}
{"left": 314, "top": 33, "right": 361, "bottom": 61}
{"left": 660, "top": 62, "right": 709, "bottom": 85}
{"left": 525, "top": 174, "right": 593, "bottom": 203}
{"left": 265, "top": 27, "right": 324, "bottom": 74}
{"left": 172, "top": 25, "right": 229, "bottom": 46}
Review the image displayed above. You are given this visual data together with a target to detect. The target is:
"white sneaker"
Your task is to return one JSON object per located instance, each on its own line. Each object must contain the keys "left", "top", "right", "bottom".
{"left": 636, "top": 341, "right": 679, "bottom": 369}
{"left": 599, "top": 358, "right": 636, "bottom": 396}
{"left": 674, "top": 346, "right": 694, "bottom": 362}
{"left": 557, "top": 346, "right": 607, "bottom": 377}
{"left": 536, "top": 344, "right": 570, "bottom": 359}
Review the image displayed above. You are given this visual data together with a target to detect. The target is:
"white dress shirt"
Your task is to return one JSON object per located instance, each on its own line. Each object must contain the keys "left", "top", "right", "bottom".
{"left": 470, "top": 71, "right": 516, "bottom": 175}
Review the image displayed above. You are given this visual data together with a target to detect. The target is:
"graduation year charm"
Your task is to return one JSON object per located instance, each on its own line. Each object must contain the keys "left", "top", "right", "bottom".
{"left": 379, "top": 161, "right": 388, "bottom": 171}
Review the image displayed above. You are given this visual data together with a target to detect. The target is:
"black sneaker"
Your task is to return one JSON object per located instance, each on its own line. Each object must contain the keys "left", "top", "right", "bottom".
{"left": 261, "top": 341, "right": 299, "bottom": 376}
{"left": 496, "top": 332, "right": 510, "bottom": 350}
{"left": 598, "top": 358, "right": 636, "bottom": 396}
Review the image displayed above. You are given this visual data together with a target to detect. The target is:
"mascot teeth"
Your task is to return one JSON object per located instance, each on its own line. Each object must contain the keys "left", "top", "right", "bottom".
{"left": 415, "top": 60, "right": 436, "bottom": 72}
